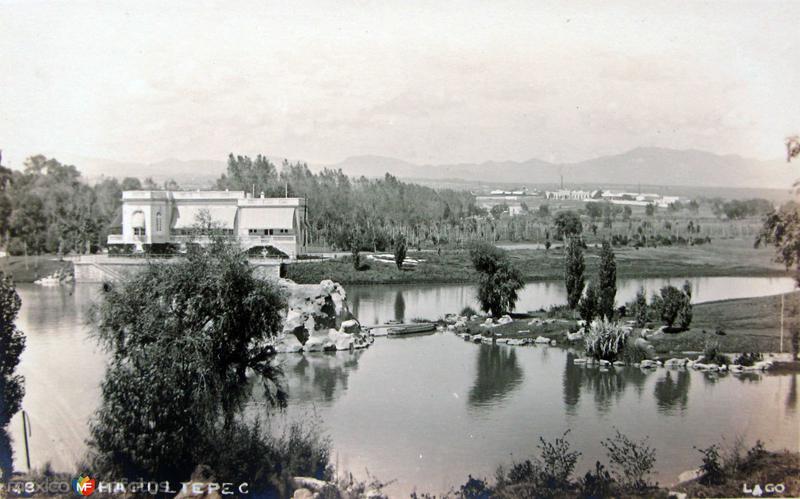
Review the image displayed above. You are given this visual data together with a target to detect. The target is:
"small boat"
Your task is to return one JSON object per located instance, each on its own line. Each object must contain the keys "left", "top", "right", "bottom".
{"left": 387, "top": 323, "right": 437, "bottom": 335}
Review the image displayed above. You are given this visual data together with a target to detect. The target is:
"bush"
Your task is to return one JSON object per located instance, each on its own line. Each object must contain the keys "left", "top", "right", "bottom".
{"left": 107, "top": 244, "right": 135, "bottom": 256}
{"left": 578, "top": 461, "right": 615, "bottom": 498}
{"left": 460, "top": 305, "right": 478, "bottom": 318}
{"left": 622, "top": 338, "right": 651, "bottom": 363}
{"left": 393, "top": 235, "right": 407, "bottom": 270}
{"left": 697, "top": 444, "right": 724, "bottom": 485}
{"left": 583, "top": 318, "right": 630, "bottom": 361}
{"left": 601, "top": 429, "right": 657, "bottom": 492}
{"left": 732, "top": 352, "right": 763, "bottom": 367}
{"left": 703, "top": 340, "right": 730, "bottom": 366}
{"left": 494, "top": 431, "right": 580, "bottom": 496}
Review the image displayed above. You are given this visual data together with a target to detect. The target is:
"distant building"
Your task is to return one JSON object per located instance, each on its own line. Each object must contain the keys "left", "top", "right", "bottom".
{"left": 108, "top": 190, "right": 307, "bottom": 258}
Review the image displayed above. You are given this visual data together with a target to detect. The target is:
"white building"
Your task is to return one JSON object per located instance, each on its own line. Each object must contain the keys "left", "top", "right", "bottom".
{"left": 108, "top": 190, "right": 307, "bottom": 258}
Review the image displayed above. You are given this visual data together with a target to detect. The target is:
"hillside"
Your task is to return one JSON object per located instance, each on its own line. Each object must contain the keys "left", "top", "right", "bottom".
{"left": 37, "top": 147, "right": 796, "bottom": 191}
{"left": 328, "top": 147, "right": 795, "bottom": 189}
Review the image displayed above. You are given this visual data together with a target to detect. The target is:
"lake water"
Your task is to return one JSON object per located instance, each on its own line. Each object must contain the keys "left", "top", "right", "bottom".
{"left": 7, "top": 276, "right": 799, "bottom": 496}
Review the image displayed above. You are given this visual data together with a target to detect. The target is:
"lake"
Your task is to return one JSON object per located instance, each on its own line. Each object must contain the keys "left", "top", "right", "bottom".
{"left": 7, "top": 276, "right": 799, "bottom": 496}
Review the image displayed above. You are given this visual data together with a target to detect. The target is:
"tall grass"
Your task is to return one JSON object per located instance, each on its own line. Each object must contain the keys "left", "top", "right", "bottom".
{"left": 583, "top": 318, "right": 630, "bottom": 361}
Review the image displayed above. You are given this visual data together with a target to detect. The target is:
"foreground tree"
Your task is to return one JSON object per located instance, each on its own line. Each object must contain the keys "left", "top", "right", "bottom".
{"left": 0, "top": 272, "right": 25, "bottom": 482}
{"left": 597, "top": 240, "right": 617, "bottom": 319}
{"left": 564, "top": 237, "right": 585, "bottom": 309}
{"left": 87, "top": 240, "right": 294, "bottom": 485}
{"left": 469, "top": 242, "right": 524, "bottom": 317}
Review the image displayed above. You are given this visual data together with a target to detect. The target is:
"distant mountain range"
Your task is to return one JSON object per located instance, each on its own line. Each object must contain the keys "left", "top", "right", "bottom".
{"left": 327, "top": 148, "right": 796, "bottom": 190}
{"left": 65, "top": 147, "right": 795, "bottom": 191}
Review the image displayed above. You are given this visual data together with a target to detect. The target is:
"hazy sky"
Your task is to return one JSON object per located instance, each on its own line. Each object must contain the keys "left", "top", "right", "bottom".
{"left": 1, "top": 0, "right": 798, "bottom": 168}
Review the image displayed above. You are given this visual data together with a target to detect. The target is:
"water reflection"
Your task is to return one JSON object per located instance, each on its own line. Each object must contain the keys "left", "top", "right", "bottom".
{"left": 654, "top": 370, "right": 690, "bottom": 413}
{"left": 278, "top": 351, "right": 364, "bottom": 403}
{"left": 563, "top": 354, "right": 648, "bottom": 414}
{"left": 468, "top": 345, "right": 523, "bottom": 408}
{"left": 787, "top": 376, "right": 797, "bottom": 413}
{"left": 394, "top": 291, "right": 405, "bottom": 323}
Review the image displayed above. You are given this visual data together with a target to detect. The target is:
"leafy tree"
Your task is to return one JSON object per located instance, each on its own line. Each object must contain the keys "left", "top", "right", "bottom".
{"left": 622, "top": 205, "right": 632, "bottom": 221}
{"left": 469, "top": 242, "right": 524, "bottom": 317}
{"left": 578, "top": 281, "right": 598, "bottom": 323}
{"left": 490, "top": 203, "right": 508, "bottom": 219}
{"left": 645, "top": 203, "right": 655, "bottom": 217}
{"left": 88, "top": 240, "right": 288, "bottom": 482}
{"left": 394, "top": 234, "right": 407, "bottom": 270}
{"left": 633, "top": 287, "right": 648, "bottom": 327}
{"left": 652, "top": 282, "right": 692, "bottom": 330}
{"left": 584, "top": 202, "right": 602, "bottom": 221}
{"left": 0, "top": 272, "right": 25, "bottom": 427}
{"left": 217, "top": 154, "right": 282, "bottom": 197}
{"left": 554, "top": 211, "right": 582, "bottom": 240}
{"left": 120, "top": 177, "right": 142, "bottom": 191}
{"left": 538, "top": 204, "right": 550, "bottom": 218}
{"left": 564, "top": 237, "right": 585, "bottom": 309}
{"left": 597, "top": 240, "right": 617, "bottom": 319}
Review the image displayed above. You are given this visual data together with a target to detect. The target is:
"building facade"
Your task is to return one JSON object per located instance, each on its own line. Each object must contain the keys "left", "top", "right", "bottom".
{"left": 107, "top": 190, "right": 307, "bottom": 258}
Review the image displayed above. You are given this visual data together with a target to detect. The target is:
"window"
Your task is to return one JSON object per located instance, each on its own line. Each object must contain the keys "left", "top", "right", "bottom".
{"left": 155, "top": 211, "right": 162, "bottom": 232}
{"left": 134, "top": 227, "right": 146, "bottom": 236}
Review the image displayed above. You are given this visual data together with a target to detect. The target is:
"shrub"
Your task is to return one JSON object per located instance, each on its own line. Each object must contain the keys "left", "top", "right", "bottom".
{"left": 732, "top": 352, "right": 763, "bottom": 367}
{"left": 578, "top": 461, "right": 615, "bottom": 498}
{"left": 622, "top": 338, "right": 651, "bottom": 363}
{"left": 107, "top": 244, "right": 135, "bottom": 256}
{"left": 458, "top": 475, "right": 491, "bottom": 499}
{"left": 703, "top": 340, "right": 730, "bottom": 366}
{"left": 696, "top": 444, "right": 724, "bottom": 485}
{"left": 583, "top": 318, "right": 630, "bottom": 361}
{"left": 601, "top": 429, "right": 657, "bottom": 492}
{"left": 537, "top": 431, "right": 581, "bottom": 491}
{"left": 460, "top": 305, "right": 478, "bottom": 318}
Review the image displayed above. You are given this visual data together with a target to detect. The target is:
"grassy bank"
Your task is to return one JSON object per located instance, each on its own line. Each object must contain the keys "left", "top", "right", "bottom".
{"left": 446, "top": 291, "right": 799, "bottom": 359}
{"left": 0, "top": 255, "right": 73, "bottom": 283}
{"left": 286, "top": 238, "right": 789, "bottom": 285}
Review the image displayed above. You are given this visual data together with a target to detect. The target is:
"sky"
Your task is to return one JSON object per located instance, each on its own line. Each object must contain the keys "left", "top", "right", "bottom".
{"left": 1, "top": 0, "right": 798, "bottom": 169}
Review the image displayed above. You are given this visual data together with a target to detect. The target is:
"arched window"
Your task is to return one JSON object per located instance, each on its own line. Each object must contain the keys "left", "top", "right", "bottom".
{"left": 131, "top": 210, "right": 146, "bottom": 237}
{"left": 156, "top": 211, "right": 162, "bottom": 232}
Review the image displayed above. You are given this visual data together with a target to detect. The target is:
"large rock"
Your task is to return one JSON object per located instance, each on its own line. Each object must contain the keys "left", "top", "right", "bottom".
{"left": 274, "top": 279, "right": 369, "bottom": 352}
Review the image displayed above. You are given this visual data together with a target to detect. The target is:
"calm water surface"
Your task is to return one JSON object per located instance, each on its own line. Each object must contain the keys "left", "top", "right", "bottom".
{"left": 8, "top": 277, "right": 799, "bottom": 496}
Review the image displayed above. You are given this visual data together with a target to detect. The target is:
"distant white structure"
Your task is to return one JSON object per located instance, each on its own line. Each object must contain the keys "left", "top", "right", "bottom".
{"left": 601, "top": 191, "right": 680, "bottom": 208}
{"left": 545, "top": 189, "right": 599, "bottom": 201}
{"left": 108, "top": 190, "right": 307, "bottom": 258}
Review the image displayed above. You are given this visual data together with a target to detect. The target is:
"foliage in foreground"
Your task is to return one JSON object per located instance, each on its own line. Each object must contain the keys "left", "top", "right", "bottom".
{"left": 469, "top": 242, "right": 524, "bottom": 317}
{"left": 0, "top": 272, "right": 25, "bottom": 428}
{"left": 86, "top": 240, "right": 323, "bottom": 493}
{"left": 445, "top": 430, "right": 660, "bottom": 499}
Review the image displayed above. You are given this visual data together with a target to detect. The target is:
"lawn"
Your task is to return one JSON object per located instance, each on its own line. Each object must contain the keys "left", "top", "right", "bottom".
{"left": 286, "top": 238, "right": 789, "bottom": 285}
{"left": 0, "top": 255, "right": 73, "bottom": 283}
